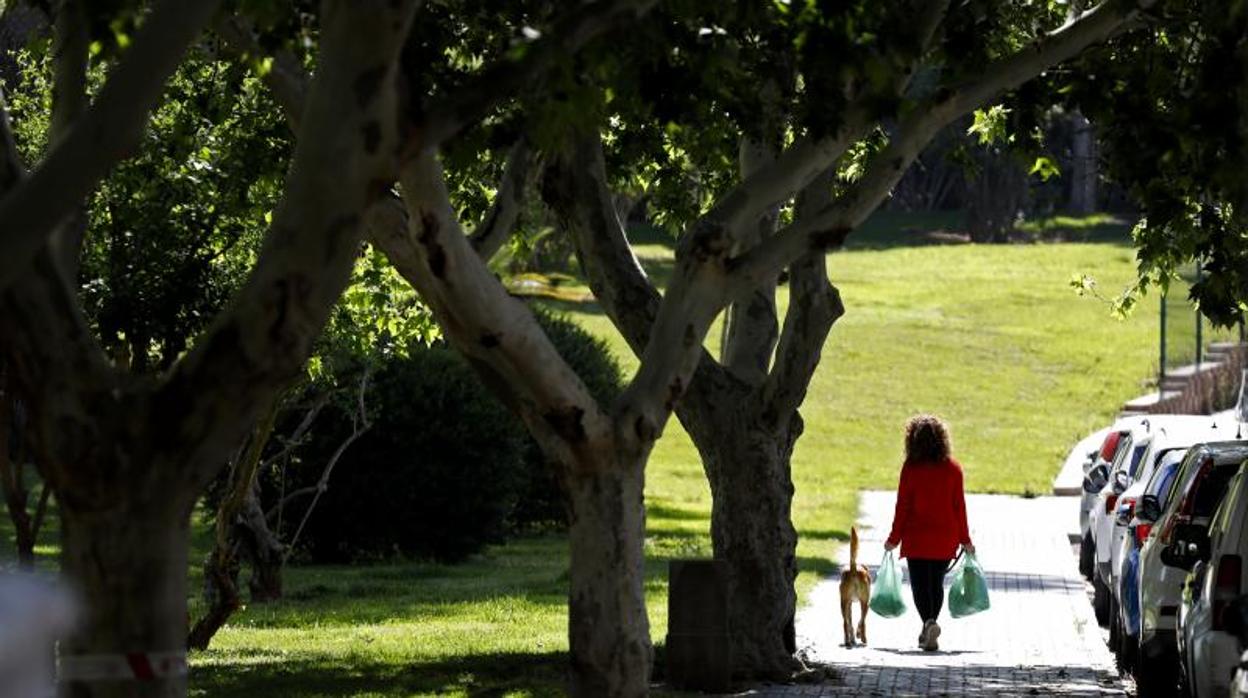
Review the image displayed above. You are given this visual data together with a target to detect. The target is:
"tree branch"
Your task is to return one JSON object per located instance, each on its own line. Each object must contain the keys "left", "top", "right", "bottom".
{"left": 469, "top": 138, "right": 534, "bottom": 260}
{"left": 761, "top": 169, "right": 844, "bottom": 420}
{"left": 216, "top": 6, "right": 570, "bottom": 462}
{"left": 0, "top": 0, "right": 224, "bottom": 291}
{"left": 282, "top": 368, "right": 371, "bottom": 563}
{"left": 369, "top": 151, "right": 614, "bottom": 469}
{"left": 0, "top": 65, "right": 114, "bottom": 496}
{"left": 0, "top": 88, "right": 23, "bottom": 193}
{"left": 720, "top": 136, "right": 781, "bottom": 386}
{"left": 683, "top": 0, "right": 952, "bottom": 253}
{"left": 726, "top": 0, "right": 1151, "bottom": 288}
{"left": 154, "top": 0, "right": 420, "bottom": 494}
{"left": 259, "top": 391, "right": 330, "bottom": 474}
{"left": 47, "top": 0, "right": 90, "bottom": 283}
{"left": 410, "top": 0, "right": 655, "bottom": 154}
{"left": 542, "top": 133, "right": 663, "bottom": 359}
{"left": 616, "top": 0, "right": 1138, "bottom": 445}
{"left": 213, "top": 14, "right": 308, "bottom": 131}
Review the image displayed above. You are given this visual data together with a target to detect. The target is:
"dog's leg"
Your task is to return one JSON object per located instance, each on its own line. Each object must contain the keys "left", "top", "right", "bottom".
{"left": 857, "top": 596, "right": 869, "bottom": 644}
{"left": 840, "top": 598, "right": 854, "bottom": 647}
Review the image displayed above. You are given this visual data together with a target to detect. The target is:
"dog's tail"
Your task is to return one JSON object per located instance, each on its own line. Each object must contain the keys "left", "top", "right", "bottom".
{"left": 849, "top": 526, "right": 859, "bottom": 569}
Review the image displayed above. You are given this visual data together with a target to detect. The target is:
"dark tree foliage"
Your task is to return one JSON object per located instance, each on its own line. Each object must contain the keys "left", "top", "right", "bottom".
{"left": 1065, "top": 0, "right": 1248, "bottom": 327}
{"left": 4, "top": 44, "right": 290, "bottom": 371}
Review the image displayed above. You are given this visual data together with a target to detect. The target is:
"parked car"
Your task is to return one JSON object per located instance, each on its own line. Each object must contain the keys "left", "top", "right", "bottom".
{"left": 1071, "top": 426, "right": 1113, "bottom": 578}
{"left": 1136, "top": 441, "right": 1248, "bottom": 696}
{"left": 1222, "top": 596, "right": 1248, "bottom": 698}
{"left": 1114, "top": 448, "right": 1188, "bottom": 671}
{"left": 1086, "top": 419, "right": 1149, "bottom": 620}
{"left": 1088, "top": 416, "right": 1237, "bottom": 625}
{"left": 1179, "top": 457, "right": 1248, "bottom": 698}
{"left": 1107, "top": 419, "right": 1237, "bottom": 653}
{"left": 1093, "top": 419, "right": 1158, "bottom": 621}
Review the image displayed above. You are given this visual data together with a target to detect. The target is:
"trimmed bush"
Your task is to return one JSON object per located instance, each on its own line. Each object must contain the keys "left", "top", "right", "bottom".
{"left": 278, "top": 306, "right": 623, "bottom": 563}
{"left": 288, "top": 344, "right": 528, "bottom": 563}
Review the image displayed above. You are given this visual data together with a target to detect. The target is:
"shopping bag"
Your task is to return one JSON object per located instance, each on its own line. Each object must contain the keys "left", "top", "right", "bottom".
{"left": 868, "top": 550, "right": 907, "bottom": 618}
{"left": 947, "top": 551, "right": 990, "bottom": 618}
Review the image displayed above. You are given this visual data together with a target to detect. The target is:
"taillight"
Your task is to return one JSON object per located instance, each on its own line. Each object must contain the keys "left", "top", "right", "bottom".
{"left": 1100, "top": 432, "right": 1122, "bottom": 461}
{"left": 1213, "top": 554, "right": 1242, "bottom": 631}
{"left": 1134, "top": 523, "right": 1152, "bottom": 545}
{"left": 1116, "top": 497, "right": 1137, "bottom": 524}
{"left": 1106, "top": 493, "right": 1119, "bottom": 514}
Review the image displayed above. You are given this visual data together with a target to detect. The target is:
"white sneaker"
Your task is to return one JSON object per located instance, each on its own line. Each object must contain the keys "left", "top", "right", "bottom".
{"left": 922, "top": 621, "right": 941, "bottom": 651}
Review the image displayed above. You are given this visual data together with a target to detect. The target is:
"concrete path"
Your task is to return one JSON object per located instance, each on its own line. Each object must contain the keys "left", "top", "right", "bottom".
{"left": 755, "top": 491, "right": 1126, "bottom": 696}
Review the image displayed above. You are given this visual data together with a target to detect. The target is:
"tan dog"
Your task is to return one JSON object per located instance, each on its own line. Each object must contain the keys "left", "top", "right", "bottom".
{"left": 839, "top": 526, "right": 871, "bottom": 647}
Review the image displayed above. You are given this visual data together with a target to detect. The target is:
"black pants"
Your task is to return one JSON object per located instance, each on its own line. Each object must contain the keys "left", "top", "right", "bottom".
{"left": 908, "top": 558, "right": 951, "bottom": 622}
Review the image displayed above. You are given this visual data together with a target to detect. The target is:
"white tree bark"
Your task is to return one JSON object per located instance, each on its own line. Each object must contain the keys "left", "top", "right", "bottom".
{"left": 163, "top": 0, "right": 419, "bottom": 494}
{"left": 544, "top": 139, "right": 846, "bottom": 677}
{"left": 1, "top": 4, "right": 422, "bottom": 697}
{"left": 469, "top": 139, "right": 535, "bottom": 260}
{"left": 720, "top": 137, "right": 781, "bottom": 385}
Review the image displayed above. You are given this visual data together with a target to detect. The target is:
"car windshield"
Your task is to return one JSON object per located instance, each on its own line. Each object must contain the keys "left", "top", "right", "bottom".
{"left": 1147, "top": 460, "right": 1182, "bottom": 505}
{"left": 1110, "top": 435, "right": 1135, "bottom": 474}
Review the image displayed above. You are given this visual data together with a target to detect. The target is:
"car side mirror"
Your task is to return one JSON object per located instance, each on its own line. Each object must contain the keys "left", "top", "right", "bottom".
{"left": 1112, "top": 469, "right": 1130, "bottom": 494}
{"left": 1163, "top": 524, "right": 1211, "bottom": 571}
{"left": 1084, "top": 463, "right": 1109, "bottom": 493}
{"left": 1138, "top": 495, "right": 1162, "bottom": 523}
{"left": 1161, "top": 540, "right": 1191, "bottom": 569}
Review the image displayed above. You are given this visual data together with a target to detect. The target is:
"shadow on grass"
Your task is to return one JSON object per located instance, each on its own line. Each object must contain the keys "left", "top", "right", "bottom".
{"left": 214, "top": 536, "right": 571, "bottom": 630}
{"left": 648, "top": 503, "right": 710, "bottom": 523}
{"left": 801, "top": 528, "right": 851, "bottom": 543}
{"left": 193, "top": 650, "right": 569, "bottom": 697}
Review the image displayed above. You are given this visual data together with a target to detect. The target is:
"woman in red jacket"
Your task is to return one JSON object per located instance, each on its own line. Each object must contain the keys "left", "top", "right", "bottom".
{"left": 884, "top": 414, "right": 974, "bottom": 652}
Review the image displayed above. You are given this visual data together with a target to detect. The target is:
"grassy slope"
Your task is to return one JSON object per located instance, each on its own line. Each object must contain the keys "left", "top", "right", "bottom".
{"left": 2, "top": 213, "right": 1159, "bottom": 696}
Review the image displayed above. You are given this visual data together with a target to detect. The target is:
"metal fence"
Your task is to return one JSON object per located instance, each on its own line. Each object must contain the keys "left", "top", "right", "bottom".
{"left": 1159, "top": 264, "right": 1247, "bottom": 375}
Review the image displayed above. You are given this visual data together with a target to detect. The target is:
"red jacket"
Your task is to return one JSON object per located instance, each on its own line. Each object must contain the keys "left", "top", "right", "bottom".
{"left": 885, "top": 457, "right": 972, "bottom": 560}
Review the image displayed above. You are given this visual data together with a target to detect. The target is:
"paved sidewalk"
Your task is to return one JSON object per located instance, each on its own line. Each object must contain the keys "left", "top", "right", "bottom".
{"left": 756, "top": 491, "right": 1126, "bottom": 696}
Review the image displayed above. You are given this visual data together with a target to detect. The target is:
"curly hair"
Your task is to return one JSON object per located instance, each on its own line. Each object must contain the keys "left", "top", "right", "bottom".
{"left": 904, "top": 414, "right": 952, "bottom": 464}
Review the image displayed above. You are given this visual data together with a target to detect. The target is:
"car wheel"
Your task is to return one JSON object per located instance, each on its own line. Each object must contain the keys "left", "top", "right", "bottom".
{"left": 1093, "top": 574, "right": 1110, "bottom": 627}
{"left": 1135, "top": 655, "right": 1178, "bottom": 698}
{"left": 1120, "top": 634, "right": 1137, "bottom": 673}
{"left": 1109, "top": 595, "right": 1121, "bottom": 654}
{"left": 1079, "top": 532, "right": 1095, "bottom": 580}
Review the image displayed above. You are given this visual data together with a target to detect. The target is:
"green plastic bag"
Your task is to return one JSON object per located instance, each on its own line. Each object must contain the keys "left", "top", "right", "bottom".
{"left": 948, "top": 551, "right": 990, "bottom": 618}
{"left": 869, "top": 550, "right": 907, "bottom": 618}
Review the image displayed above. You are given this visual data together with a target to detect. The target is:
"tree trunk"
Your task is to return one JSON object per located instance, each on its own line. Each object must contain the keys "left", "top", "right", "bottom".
{"left": 685, "top": 398, "right": 803, "bottom": 679}
{"left": 1068, "top": 111, "right": 1097, "bottom": 214}
{"left": 238, "top": 482, "right": 284, "bottom": 602}
{"left": 565, "top": 455, "right": 651, "bottom": 697}
{"left": 59, "top": 496, "right": 191, "bottom": 698}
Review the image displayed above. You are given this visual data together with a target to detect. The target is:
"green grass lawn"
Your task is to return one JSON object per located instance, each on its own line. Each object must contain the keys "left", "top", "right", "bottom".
{"left": 3, "top": 212, "right": 1163, "bottom": 696}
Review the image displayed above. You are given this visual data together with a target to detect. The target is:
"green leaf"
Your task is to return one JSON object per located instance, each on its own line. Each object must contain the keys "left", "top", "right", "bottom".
{"left": 1029, "top": 155, "right": 1061, "bottom": 181}
{"left": 967, "top": 105, "right": 1011, "bottom": 146}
